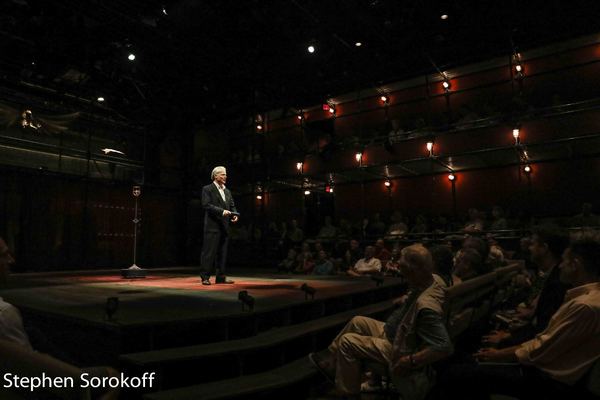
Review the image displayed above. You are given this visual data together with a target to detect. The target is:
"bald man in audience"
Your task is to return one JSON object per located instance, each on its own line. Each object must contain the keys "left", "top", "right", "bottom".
{"left": 347, "top": 245, "right": 382, "bottom": 276}
{"left": 309, "top": 244, "right": 453, "bottom": 399}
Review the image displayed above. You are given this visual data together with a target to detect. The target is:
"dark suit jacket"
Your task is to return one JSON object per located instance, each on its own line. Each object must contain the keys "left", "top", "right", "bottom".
{"left": 202, "top": 183, "right": 237, "bottom": 234}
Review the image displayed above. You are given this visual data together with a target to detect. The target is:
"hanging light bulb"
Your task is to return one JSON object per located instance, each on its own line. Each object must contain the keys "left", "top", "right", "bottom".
{"left": 355, "top": 152, "right": 362, "bottom": 163}
{"left": 426, "top": 141, "right": 434, "bottom": 156}
{"left": 296, "top": 162, "right": 303, "bottom": 172}
{"left": 384, "top": 179, "right": 391, "bottom": 187}
{"left": 448, "top": 173, "right": 456, "bottom": 181}
{"left": 523, "top": 164, "right": 532, "bottom": 173}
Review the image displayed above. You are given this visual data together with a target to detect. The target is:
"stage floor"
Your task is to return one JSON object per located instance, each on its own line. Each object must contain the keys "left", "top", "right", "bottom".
{"left": 0, "top": 269, "right": 402, "bottom": 326}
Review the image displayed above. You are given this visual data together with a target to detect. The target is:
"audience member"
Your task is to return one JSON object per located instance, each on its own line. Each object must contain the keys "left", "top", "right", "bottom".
{"left": 295, "top": 242, "right": 315, "bottom": 274}
{"left": 318, "top": 216, "right": 338, "bottom": 239}
{"left": 313, "top": 250, "right": 334, "bottom": 275}
{"left": 308, "top": 244, "right": 453, "bottom": 399}
{"left": 489, "top": 206, "right": 508, "bottom": 231}
{"left": 430, "top": 244, "right": 454, "bottom": 286}
{"left": 439, "top": 237, "right": 600, "bottom": 400}
{"left": 374, "top": 238, "right": 392, "bottom": 263}
{"left": 453, "top": 247, "right": 484, "bottom": 283}
{"left": 348, "top": 246, "right": 382, "bottom": 276}
{"left": 484, "top": 225, "right": 569, "bottom": 345}
{"left": 571, "top": 203, "right": 600, "bottom": 227}
{"left": 383, "top": 247, "right": 401, "bottom": 276}
{"left": 288, "top": 219, "right": 304, "bottom": 247}
{"left": 386, "top": 212, "right": 408, "bottom": 238}
{"left": 463, "top": 208, "right": 484, "bottom": 233}
{"left": 278, "top": 248, "right": 297, "bottom": 273}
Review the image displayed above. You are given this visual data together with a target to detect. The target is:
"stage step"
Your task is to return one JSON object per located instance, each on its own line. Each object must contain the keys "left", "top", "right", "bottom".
{"left": 142, "top": 357, "right": 316, "bottom": 400}
{"left": 121, "top": 299, "right": 395, "bottom": 391}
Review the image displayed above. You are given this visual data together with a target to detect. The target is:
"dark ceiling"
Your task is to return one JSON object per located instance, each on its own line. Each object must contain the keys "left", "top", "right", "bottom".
{"left": 3, "top": 0, "right": 600, "bottom": 128}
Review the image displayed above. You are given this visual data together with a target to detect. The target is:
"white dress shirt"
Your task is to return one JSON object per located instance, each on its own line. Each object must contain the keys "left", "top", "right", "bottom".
{"left": 0, "top": 297, "right": 32, "bottom": 350}
{"left": 214, "top": 181, "right": 226, "bottom": 202}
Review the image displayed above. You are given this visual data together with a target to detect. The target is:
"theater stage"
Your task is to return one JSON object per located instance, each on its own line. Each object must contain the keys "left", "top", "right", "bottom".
{"left": 0, "top": 269, "right": 404, "bottom": 365}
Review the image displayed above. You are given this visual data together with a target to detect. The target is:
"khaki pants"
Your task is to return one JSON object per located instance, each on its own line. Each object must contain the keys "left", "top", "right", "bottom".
{"left": 328, "top": 316, "right": 393, "bottom": 395}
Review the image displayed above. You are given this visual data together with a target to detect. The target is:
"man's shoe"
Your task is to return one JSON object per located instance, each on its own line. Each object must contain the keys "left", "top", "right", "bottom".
{"left": 202, "top": 279, "right": 211, "bottom": 286}
{"left": 216, "top": 275, "right": 234, "bottom": 284}
{"left": 308, "top": 352, "right": 335, "bottom": 384}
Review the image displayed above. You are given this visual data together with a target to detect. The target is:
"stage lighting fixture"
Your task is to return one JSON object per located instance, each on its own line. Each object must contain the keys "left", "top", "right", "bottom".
{"left": 97, "top": 97, "right": 105, "bottom": 102}
{"left": 238, "top": 290, "right": 255, "bottom": 312}
{"left": 162, "top": 7, "right": 168, "bottom": 15}
{"left": 328, "top": 106, "right": 336, "bottom": 115}
{"left": 384, "top": 179, "right": 391, "bottom": 187}
{"left": 523, "top": 165, "right": 532, "bottom": 173}
{"left": 442, "top": 79, "right": 451, "bottom": 92}
{"left": 296, "top": 162, "right": 303, "bottom": 172}
{"left": 426, "top": 141, "right": 434, "bottom": 156}
{"left": 355, "top": 42, "right": 362, "bottom": 47}
{"left": 513, "top": 128, "right": 520, "bottom": 144}
{"left": 325, "top": 185, "right": 334, "bottom": 193}
{"left": 448, "top": 173, "right": 456, "bottom": 181}
{"left": 256, "top": 124, "right": 263, "bottom": 131}
{"left": 380, "top": 95, "right": 389, "bottom": 104}
{"left": 304, "top": 190, "right": 311, "bottom": 195}
{"left": 256, "top": 195, "right": 262, "bottom": 200}
{"left": 300, "top": 283, "right": 316, "bottom": 300}
{"left": 297, "top": 114, "right": 303, "bottom": 120}
{"left": 355, "top": 152, "right": 362, "bottom": 163}
{"left": 101, "top": 148, "right": 125, "bottom": 156}
{"left": 515, "top": 64, "right": 522, "bottom": 72}
{"left": 440, "top": 14, "right": 449, "bottom": 20}
{"left": 308, "top": 45, "right": 315, "bottom": 53}
{"left": 322, "top": 104, "right": 330, "bottom": 111}
{"left": 128, "top": 53, "right": 136, "bottom": 61}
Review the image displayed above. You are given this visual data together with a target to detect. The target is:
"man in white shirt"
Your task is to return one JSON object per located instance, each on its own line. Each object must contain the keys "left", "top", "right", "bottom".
{"left": 348, "top": 246, "right": 382, "bottom": 276}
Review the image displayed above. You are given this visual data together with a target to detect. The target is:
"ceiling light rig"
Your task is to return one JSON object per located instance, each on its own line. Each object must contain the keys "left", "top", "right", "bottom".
{"left": 355, "top": 42, "right": 362, "bottom": 47}
{"left": 523, "top": 164, "right": 532, "bottom": 174}
{"left": 97, "top": 96, "right": 105, "bottom": 102}
{"left": 307, "top": 45, "right": 315, "bottom": 53}
{"left": 380, "top": 95, "right": 389, "bottom": 105}
{"left": 440, "top": 14, "right": 449, "bottom": 20}
{"left": 513, "top": 52, "right": 525, "bottom": 79}
{"left": 296, "top": 161, "right": 304, "bottom": 173}
{"left": 384, "top": 179, "right": 391, "bottom": 187}
{"left": 448, "top": 173, "right": 456, "bottom": 181}
{"left": 128, "top": 53, "right": 136, "bottom": 61}
{"left": 355, "top": 152, "right": 363, "bottom": 166}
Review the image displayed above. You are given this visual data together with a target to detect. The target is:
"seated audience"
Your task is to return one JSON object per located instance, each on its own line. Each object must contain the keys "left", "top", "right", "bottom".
{"left": 318, "top": 216, "right": 338, "bottom": 239}
{"left": 438, "top": 237, "right": 600, "bottom": 400}
{"left": 386, "top": 212, "right": 408, "bottom": 238}
{"left": 484, "top": 225, "right": 569, "bottom": 345}
{"left": 341, "top": 239, "right": 363, "bottom": 272}
{"left": 295, "top": 242, "right": 315, "bottom": 274}
{"left": 348, "top": 246, "right": 382, "bottom": 276}
{"left": 430, "top": 244, "right": 454, "bottom": 286}
{"left": 313, "top": 250, "right": 334, "bottom": 275}
{"left": 374, "top": 238, "right": 392, "bottom": 263}
{"left": 410, "top": 214, "right": 429, "bottom": 234}
{"left": 453, "top": 247, "right": 484, "bottom": 283}
{"left": 489, "top": 205, "right": 508, "bottom": 231}
{"left": 367, "top": 213, "right": 387, "bottom": 238}
{"left": 278, "top": 248, "right": 297, "bottom": 273}
{"left": 383, "top": 247, "right": 401, "bottom": 276}
{"left": 571, "top": 202, "right": 600, "bottom": 227}
{"left": 309, "top": 244, "right": 453, "bottom": 399}
{"left": 463, "top": 208, "right": 484, "bottom": 233}
{"left": 288, "top": 219, "right": 304, "bottom": 247}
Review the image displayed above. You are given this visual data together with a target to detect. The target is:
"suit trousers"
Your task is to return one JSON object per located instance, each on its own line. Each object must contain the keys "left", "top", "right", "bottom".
{"left": 327, "top": 316, "right": 393, "bottom": 395}
{"left": 200, "top": 231, "right": 228, "bottom": 278}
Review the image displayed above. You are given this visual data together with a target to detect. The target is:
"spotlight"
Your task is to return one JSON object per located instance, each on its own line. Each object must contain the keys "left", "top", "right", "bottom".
{"left": 440, "top": 14, "right": 449, "bottom": 20}
{"left": 297, "top": 114, "right": 303, "bottom": 120}
{"left": 384, "top": 179, "right": 391, "bottom": 187}
{"left": 97, "top": 97, "right": 105, "bottom": 102}
{"left": 328, "top": 106, "right": 336, "bottom": 115}
{"left": 325, "top": 185, "right": 334, "bottom": 193}
{"left": 380, "top": 95, "right": 389, "bottom": 104}
{"left": 513, "top": 128, "right": 520, "bottom": 144}
{"left": 426, "top": 141, "right": 434, "bottom": 156}
{"left": 448, "top": 173, "right": 456, "bottom": 181}
{"left": 101, "top": 148, "right": 125, "bottom": 156}
{"left": 523, "top": 165, "right": 532, "bottom": 173}
{"left": 355, "top": 42, "right": 362, "bottom": 47}
{"left": 355, "top": 152, "right": 362, "bottom": 163}
{"left": 256, "top": 124, "right": 263, "bottom": 131}
{"left": 162, "top": 6, "right": 168, "bottom": 15}
{"left": 238, "top": 290, "right": 255, "bottom": 312}
{"left": 256, "top": 195, "right": 262, "bottom": 200}
{"left": 296, "top": 162, "right": 303, "bottom": 172}
{"left": 105, "top": 297, "right": 119, "bottom": 321}
{"left": 300, "top": 283, "right": 316, "bottom": 300}
{"left": 304, "top": 190, "right": 311, "bottom": 195}
{"left": 128, "top": 53, "right": 136, "bottom": 61}
{"left": 442, "top": 79, "right": 451, "bottom": 92}
{"left": 307, "top": 45, "right": 315, "bottom": 53}
{"left": 322, "top": 104, "right": 330, "bottom": 111}
{"left": 515, "top": 64, "right": 522, "bottom": 73}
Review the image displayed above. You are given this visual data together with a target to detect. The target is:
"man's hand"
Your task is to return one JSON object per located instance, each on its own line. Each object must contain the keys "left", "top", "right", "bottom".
{"left": 231, "top": 215, "right": 239, "bottom": 223}
{"left": 474, "top": 346, "right": 518, "bottom": 363}
{"left": 223, "top": 210, "right": 231, "bottom": 217}
{"left": 482, "top": 330, "right": 511, "bottom": 345}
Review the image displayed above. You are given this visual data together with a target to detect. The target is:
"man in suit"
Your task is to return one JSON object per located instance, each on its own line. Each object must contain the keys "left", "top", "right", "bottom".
{"left": 200, "top": 166, "right": 238, "bottom": 285}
